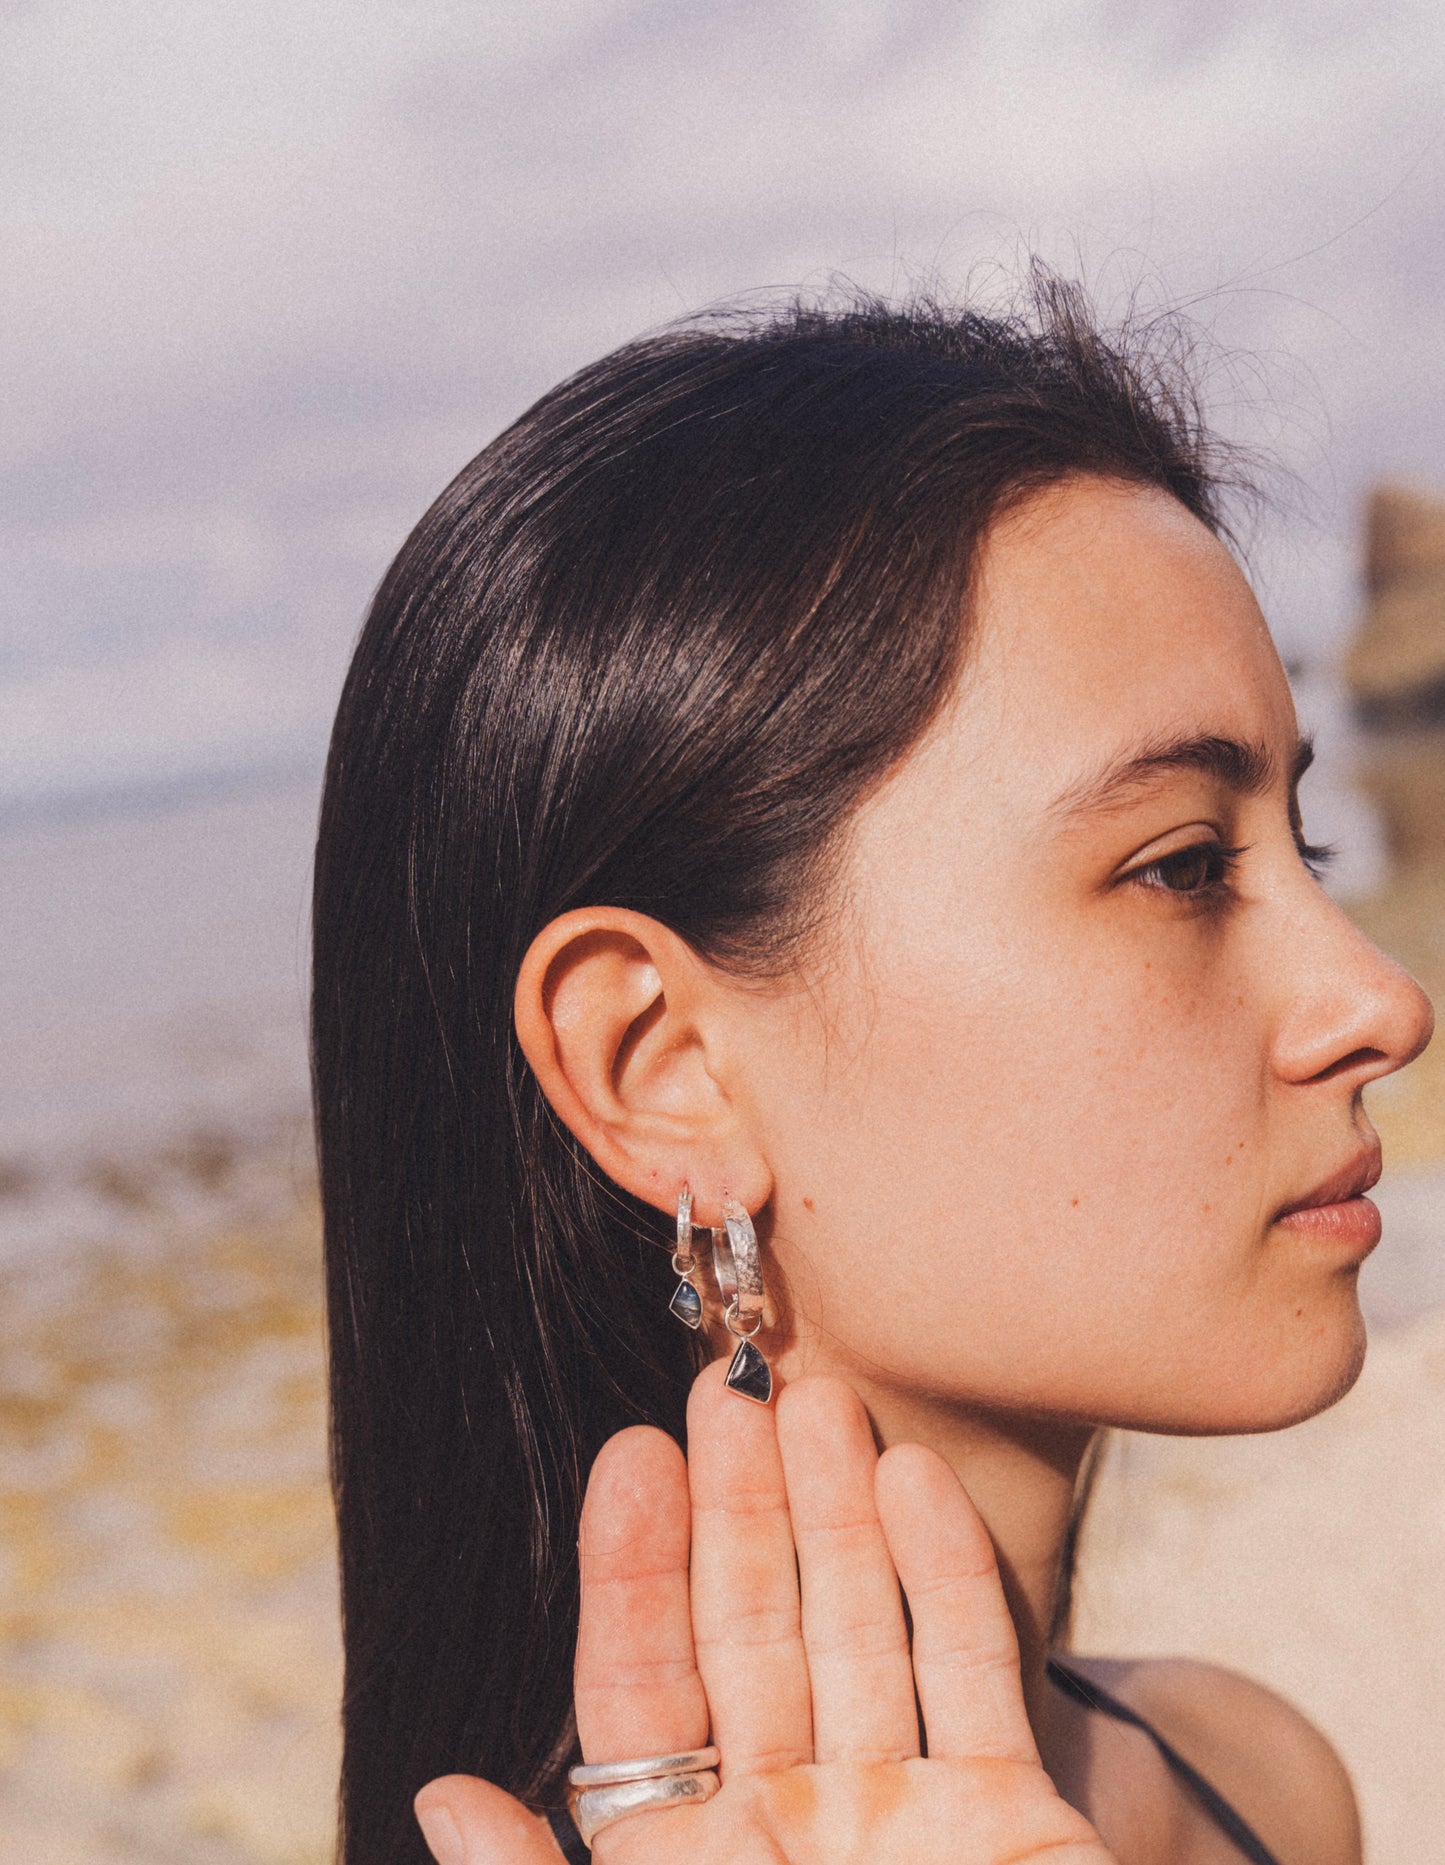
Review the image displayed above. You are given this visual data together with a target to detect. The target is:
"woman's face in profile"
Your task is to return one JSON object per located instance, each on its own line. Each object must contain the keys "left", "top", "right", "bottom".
{"left": 745, "top": 474, "right": 1433, "bottom": 1434}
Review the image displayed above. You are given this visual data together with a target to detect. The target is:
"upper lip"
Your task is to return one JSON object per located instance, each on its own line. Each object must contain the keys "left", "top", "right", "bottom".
{"left": 1275, "top": 1143, "right": 1383, "bottom": 1218}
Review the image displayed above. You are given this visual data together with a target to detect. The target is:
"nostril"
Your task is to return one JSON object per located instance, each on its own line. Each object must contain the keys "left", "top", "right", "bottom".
{"left": 1414, "top": 990, "right": 1437, "bottom": 1058}
{"left": 1307, "top": 1046, "right": 1388, "bottom": 1087}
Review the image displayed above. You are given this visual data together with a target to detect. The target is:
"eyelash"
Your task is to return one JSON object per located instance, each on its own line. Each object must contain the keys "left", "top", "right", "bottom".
{"left": 1131, "top": 836, "right": 1337, "bottom": 899}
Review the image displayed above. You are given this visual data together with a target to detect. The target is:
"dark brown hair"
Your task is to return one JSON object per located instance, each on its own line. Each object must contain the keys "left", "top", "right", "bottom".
{"left": 312, "top": 272, "right": 1231, "bottom": 1861}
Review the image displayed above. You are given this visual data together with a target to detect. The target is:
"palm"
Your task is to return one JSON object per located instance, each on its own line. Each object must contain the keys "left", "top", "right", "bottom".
{"left": 420, "top": 1365, "right": 1113, "bottom": 1865}
{"left": 603, "top": 1756, "right": 1103, "bottom": 1865}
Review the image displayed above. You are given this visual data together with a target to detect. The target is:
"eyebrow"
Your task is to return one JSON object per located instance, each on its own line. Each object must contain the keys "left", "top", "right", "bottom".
{"left": 1052, "top": 731, "right": 1315, "bottom": 821}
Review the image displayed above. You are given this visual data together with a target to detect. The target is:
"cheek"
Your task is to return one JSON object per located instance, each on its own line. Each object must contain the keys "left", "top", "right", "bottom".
{"left": 842, "top": 931, "right": 1267, "bottom": 1250}
{"left": 1006, "top": 949, "right": 1271, "bottom": 1235}
{"left": 768, "top": 926, "right": 1286, "bottom": 1416}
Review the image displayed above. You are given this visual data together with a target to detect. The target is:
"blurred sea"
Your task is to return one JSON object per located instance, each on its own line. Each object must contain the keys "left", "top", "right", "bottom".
{"left": 0, "top": 771, "right": 322, "bottom": 1265}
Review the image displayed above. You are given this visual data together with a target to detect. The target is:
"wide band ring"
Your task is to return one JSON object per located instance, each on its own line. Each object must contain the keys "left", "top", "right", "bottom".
{"left": 567, "top": 1769, "right": 719, "bottom": 1845}
{"left": 568, "top": 1746, "right": 719, "bottom": 1789}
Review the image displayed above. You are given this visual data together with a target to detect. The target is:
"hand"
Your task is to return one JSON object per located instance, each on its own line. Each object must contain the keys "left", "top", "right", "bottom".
{"left": 417, "top": 1362, "right": 1115, "bottom": 1864}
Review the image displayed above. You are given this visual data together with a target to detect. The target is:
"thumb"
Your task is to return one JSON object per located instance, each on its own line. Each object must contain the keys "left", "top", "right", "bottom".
{"left": 416, "top": 1774, "right": 565, "bottom": 1864}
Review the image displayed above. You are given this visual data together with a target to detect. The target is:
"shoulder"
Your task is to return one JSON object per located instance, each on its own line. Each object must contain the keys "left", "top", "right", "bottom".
{"left": 1066, "top": 1654, "right": 1362, "bottom": 1865}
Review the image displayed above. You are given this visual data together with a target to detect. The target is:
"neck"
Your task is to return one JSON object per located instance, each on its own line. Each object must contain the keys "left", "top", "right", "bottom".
{"left": 820, "top": 1369, "right": 1098, "bottom": 1772}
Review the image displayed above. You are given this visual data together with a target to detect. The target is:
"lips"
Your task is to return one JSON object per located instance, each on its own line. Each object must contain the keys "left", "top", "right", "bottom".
{"left": 1272, "top": 1143, "right": 1384, "bottom": 1256}
{"left": 1274, "top": 1142, "right": 1383, "bottom": 1222}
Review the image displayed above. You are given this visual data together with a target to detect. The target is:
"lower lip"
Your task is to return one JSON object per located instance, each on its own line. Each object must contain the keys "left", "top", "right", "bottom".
{"left": 1274, "top": 1194, "right": 1382, "bottom": 1256}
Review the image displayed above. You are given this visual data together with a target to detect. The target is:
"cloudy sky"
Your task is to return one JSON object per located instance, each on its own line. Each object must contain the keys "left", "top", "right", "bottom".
{"left": 5, "top": 0, "right": 1445, "bottom": 813}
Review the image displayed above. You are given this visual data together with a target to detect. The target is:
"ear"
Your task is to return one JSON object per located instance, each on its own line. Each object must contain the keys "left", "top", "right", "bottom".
{"left": 513, "top": 907, "right": 772, "bottom": 1227}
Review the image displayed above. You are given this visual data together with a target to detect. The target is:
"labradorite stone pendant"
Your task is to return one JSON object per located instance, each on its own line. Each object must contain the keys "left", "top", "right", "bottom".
{"left": 724, "top": 1336, "right": 773, "bottom": 1405}
{"left": 669, "top": 1275, "right": 703, "bottom": 1329}
{"left": 669, "top": 1185, "right": 702, "bottom": 1329}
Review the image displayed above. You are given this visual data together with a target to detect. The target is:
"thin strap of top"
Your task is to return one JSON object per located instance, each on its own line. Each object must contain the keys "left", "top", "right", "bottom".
{"left": 1047, "top": 1658, "right": 1284, "bottom": 1865}
{"left": 545, "top": 1665, "right": 1285, "bottom": 1865}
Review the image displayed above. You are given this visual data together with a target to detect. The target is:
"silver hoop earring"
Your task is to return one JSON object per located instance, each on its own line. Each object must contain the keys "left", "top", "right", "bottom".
{"left": 668, "top": 1187, "right": 703, "bottom": 1329}
{"left": 711, "top": 1197, "right": 772, "bottom": 1404}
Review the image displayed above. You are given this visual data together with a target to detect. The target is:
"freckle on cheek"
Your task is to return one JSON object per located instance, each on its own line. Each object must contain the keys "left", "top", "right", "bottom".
{"left": 803, "top": 1197, "right": 815, "bottom": 1212}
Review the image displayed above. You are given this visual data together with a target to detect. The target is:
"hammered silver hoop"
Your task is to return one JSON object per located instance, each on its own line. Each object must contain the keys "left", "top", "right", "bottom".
{"left": 711, "top": 1197, "right": 772, "bottom": 1403}
{"left": 712, "top": 1198, "right": 764, "bottom": 1337}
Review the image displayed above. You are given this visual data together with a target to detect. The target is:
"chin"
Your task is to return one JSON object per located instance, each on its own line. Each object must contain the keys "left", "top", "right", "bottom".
{"left": 1183, "top": 1291, "right": 1370, "bottom": 1437}
{"left": 1113, "top": 1280, "right": 1370, "bottom": 1438}
{"left": 1276, "top": 1307, "right": 1370, "bottom": 1429}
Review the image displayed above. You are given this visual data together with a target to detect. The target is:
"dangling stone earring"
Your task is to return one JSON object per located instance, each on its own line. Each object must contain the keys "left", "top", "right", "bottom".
{"left": 710, "top": 1196, "right": 772, "bottom": 1404}
{"left": 668, "top": 1186, "right": 703, "bottom": 1329}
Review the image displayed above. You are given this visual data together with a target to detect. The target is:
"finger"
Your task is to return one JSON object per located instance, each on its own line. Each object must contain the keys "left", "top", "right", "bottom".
{"left": 575, "top": 1426, "right": 710, "bottom": 1762}
{"left": 686, "top": 1357, "right": 812, "bottom": 1775}
{"left": 775, "top": 1376, "right": 919, "bottom": 1764}
{"left": 415, "top": 1775, "right": 562, "bottom": 1864}
{"left": 875, "top": 1443, "right": 1040, "bottom": 1765}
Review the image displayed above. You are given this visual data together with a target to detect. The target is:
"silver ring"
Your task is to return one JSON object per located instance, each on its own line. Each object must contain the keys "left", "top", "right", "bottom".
{"left": 568, "top": 1745, "right": 719, "bottom": 1788}
{"left": 567, "top": 1769, "right": 719, "bottom": 1845}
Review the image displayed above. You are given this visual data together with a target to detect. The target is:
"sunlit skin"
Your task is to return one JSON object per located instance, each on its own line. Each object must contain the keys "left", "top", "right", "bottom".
{"left": 416, "top": 478, "right": 1433, "bottom": 1865}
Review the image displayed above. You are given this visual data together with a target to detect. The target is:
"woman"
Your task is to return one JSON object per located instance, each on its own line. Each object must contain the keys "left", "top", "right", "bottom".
{"left": 311, "top": 280, "right": 1432, "bottom": 1865}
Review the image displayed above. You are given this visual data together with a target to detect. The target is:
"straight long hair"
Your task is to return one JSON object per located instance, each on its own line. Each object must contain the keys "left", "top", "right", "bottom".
{"left": 312, "top": 274, "right": 1232, "bottom": 1862}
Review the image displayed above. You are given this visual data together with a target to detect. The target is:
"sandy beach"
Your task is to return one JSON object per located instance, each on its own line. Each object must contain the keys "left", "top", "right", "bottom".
{"left": 0, "top": 1185, "right": 338, "bottom": 1865}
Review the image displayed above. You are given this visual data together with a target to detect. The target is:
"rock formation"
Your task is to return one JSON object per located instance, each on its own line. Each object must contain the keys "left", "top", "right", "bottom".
{"left": 1345, "top": 482, "right": 1445, "bottom": 1165}
{"left": 1347, "top": 483, "right": 1445, "bottom": 874}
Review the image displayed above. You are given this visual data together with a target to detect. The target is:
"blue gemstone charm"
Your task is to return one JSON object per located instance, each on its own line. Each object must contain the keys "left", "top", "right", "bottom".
{"left": 669, "top": 1277, "right": 703, "bottom": 1329}
{"left": 724, "top": 1337, "right": 773, "bottom": 1404}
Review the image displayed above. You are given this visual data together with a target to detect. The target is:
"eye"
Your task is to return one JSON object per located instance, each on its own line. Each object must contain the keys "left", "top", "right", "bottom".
{"left": 1132, "top": 841, "right": 1244, "bottom": 897}
{"left": 1295, "top": 836, "right": 1335, "bottom": 881}
{"left": 1289, "top": 792, "right": 1335, "bottom": 880}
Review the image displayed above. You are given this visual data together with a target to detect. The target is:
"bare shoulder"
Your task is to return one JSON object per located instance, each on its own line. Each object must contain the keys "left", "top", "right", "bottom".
{"left": 1067, "top": 1654, "right": 1362, "bottom": 1865}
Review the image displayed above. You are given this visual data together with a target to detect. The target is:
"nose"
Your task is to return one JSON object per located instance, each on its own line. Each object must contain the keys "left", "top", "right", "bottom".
{"left": 1271, "top": 890, "right": 1434, "bottom": 1090}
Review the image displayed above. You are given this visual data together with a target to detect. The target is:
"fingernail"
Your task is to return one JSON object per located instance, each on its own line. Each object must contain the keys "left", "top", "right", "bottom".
{"left": 416, "top": 1802, "right": 464, "bottom": 1865}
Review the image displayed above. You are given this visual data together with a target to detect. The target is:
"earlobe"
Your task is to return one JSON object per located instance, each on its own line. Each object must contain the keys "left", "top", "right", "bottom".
{"left": 512, "top": 907, "right": 773, "bottom": 1225}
